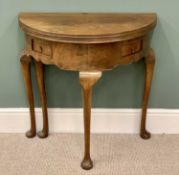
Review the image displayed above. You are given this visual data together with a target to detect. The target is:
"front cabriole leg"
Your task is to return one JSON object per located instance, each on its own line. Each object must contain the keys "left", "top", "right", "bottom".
{"left": 79, "top": 71, "right": 102, "bottom": 170}
{"left": 20, "top": 54, "right": 36, "bottom": 138}
{"left": 140, "top": 48, "right": 156, "bottom": 139}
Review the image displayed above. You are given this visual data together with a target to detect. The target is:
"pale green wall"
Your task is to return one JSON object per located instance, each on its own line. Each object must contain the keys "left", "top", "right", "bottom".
{"left": 0, "top": 0, "right": 179, "bottom": 108}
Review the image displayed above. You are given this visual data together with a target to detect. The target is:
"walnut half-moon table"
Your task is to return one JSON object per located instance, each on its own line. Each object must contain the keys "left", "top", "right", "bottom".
{"left": 19, "top": 13, "right": 157, "bottom": 170}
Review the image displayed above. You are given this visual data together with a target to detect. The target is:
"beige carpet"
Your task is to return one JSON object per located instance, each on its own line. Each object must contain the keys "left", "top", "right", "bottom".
{"left": 0, "top": 134, "right": 179, "bottom": 175}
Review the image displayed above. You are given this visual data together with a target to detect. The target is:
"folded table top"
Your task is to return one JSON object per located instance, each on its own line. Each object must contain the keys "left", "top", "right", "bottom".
{"left": 19, "top": 13, "right": 157, "bottom": 44}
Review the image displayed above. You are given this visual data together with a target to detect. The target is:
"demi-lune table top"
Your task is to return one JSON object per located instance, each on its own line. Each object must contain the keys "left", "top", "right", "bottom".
{"left": 19, "top": 13, "right": 157, "bottom": 43}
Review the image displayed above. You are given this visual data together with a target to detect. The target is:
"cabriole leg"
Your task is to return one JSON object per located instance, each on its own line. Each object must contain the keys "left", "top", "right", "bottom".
{"left": 20, "top": 55, "right": 36, "bottom": 138}
{"left": 80, "top": 72, "right": 102, "bottom": 170}
{"left": 140, "top": 48, "right": 155, "bottom": 139}
{"left": 34, "top": 61, "right": 49, "bottom": 138}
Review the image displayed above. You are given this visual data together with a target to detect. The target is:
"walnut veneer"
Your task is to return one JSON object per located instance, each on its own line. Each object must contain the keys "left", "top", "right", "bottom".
{"left": 19, "top": 13, "right": 157, "bottom": 170}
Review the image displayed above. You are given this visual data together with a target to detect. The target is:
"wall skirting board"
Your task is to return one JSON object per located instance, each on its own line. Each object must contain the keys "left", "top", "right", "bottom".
{"left": 0, "top": 108, "right": 179, "bottom": 134}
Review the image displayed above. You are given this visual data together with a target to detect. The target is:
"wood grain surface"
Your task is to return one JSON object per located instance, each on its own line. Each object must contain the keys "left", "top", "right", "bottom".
{"left": 19, "top": 13, "right": 157, "bottom": 43}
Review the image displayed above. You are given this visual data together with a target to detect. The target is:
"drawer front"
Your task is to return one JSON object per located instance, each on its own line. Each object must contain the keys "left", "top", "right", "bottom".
{"left": 121, "top": 39, "right": 142, "bottom": 57}
{"left": 31, "top": 38, "right": 52, "bottom": 56}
